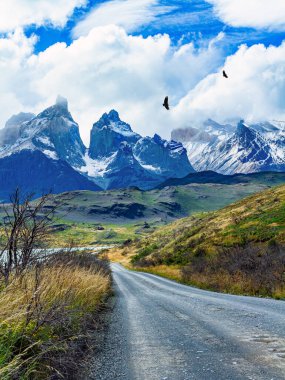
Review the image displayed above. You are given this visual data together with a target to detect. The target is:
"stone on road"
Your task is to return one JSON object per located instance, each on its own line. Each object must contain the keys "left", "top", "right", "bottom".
{"left": 85, "top": 263, "right": 285, "bottom": 380}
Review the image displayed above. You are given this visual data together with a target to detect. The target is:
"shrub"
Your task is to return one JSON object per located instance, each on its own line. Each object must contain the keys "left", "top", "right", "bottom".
{"left": 181, "top": 243, "right": 285, "bottom": 297}
{"left": 131, "top": 243, "right": 159, "bottom": 265}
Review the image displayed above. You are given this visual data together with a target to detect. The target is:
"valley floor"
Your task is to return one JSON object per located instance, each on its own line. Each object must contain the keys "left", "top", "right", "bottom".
{"left": 84, "top": 264, "right": 285, "bottom": 380}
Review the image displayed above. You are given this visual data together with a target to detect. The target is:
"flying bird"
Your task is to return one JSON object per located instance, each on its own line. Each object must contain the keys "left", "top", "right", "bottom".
{"left": 223, "top": 70, "right": 228, "bottom": 79}
{"left": 163, "top": 96, "right": 170, "bottom": 110}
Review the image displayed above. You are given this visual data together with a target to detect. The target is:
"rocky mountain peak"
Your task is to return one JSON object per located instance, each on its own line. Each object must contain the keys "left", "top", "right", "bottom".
{"left": 37, "top": 97, "right": 72, "bottom": 120}
{"left": 56, "top": 95, "right": 68, "bottom": 110}
{"left": 94, "top": 110, "right": 132, "bottom": 132}
{"left": 89, "top": 110, "right": 140, "bottom": 159}
{"left": 106, "top": 109, "right": 120, "bottom": 122}
{"left": 236, "top": 120, "right": 251, "bottom": 136}
{"left": 153, "top": 133, "right": 163, "bottom": 145}
{"left": 234, "top": 120, "right": 265, "bottom": 149}
{"left": 7, "top": 99, "right": 87, "bottom": 168}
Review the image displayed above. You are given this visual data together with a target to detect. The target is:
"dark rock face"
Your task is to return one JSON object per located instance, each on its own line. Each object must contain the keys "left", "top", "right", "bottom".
{"left": 233, "top": 121, "right": 273, "bottom": 164}
{"left": 89, "top": 110, "right": 140, "bottom": 159}
{"left": 214, "top": 121, "right": 275, "bottom": 172}
{"left": 88, "top": 203, "right": 146, "bottom": 219}
{"left": 104, "top": 142, "right": 161, "bottom": 190}
{"left": 0, "top": 150, "right": 101, "bottom": 201}
{"left": 133, "top": 134, "right": 194, "bottom": 178}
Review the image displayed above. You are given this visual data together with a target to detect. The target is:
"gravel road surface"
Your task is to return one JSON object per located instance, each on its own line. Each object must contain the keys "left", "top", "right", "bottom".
{"left": 86, "top": 263, "right": 285, "bottom": 380}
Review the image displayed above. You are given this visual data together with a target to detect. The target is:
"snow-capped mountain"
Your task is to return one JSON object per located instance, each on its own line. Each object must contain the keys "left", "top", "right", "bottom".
{"left": 79, "top": 109, "right": 194, "bottom": 190}
{"left": 103, "top": 142, "right": 160, "bottom": 190}
{"left": 172, "top": 119, "right": 285, "bottom": 174}
{"left": 0, "top": 98, "right": 194, "bottom": 198}
{"left": 0, "top": 96, "right": 86, "bottom": 168}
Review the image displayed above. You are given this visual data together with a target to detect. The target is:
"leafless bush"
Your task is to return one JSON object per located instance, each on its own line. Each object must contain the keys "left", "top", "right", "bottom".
{"left": 0, "top": 189, "right": 57, "bottom": 284}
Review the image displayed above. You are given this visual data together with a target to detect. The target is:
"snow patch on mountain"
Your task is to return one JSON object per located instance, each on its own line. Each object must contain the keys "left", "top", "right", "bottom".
{"left": 80, "top": 151, "right": 116, "bottom": 178}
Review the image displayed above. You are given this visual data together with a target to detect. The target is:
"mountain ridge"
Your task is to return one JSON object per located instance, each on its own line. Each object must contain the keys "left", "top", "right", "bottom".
{"left": 0, "top": 97, "right": 194, "bottom": 196}
{"left": 172, "top": 119, "right": 285, "bottom": 174}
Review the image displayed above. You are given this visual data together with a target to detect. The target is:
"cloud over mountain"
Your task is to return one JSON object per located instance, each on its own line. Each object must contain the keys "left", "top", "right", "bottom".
{"left": 0, "top": 0, "right": 284, "bottom": 143}
{"left": 0, "top": 25, "right": 225, "bottom": 143}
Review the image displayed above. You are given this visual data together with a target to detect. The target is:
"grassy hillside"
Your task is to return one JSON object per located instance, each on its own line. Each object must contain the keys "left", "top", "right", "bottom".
{"left": 117, "top": 185, "right": 285, "bottom": 298}
{"left": 31, "top": 173, "right": 285, "bottom": 246}
{"left": 1, "top": 173, "right": 284, "bottom": 248}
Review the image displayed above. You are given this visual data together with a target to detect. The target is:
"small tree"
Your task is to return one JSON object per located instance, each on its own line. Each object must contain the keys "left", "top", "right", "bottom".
{"left": 0, "top": 189, "right": 56, "bottom": 284}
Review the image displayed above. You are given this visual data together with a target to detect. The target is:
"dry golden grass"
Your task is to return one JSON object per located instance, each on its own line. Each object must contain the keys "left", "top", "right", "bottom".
{"left": 0, "top": 266, "right": 109, "bottom": 326}
{"left": 0, "top": 259, "right": 110, "bottom": 379}
{"left": 133, "top": 265, "right": 182, "bottom": 282}
{"left": 105, "top": 246, "right": 136, "bottom": 267}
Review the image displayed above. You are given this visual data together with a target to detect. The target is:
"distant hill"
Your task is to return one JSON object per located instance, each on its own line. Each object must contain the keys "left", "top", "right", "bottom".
{"left": 157, "top": 171, "right": 285, "bottom": 189}
{"left": 40, "top": 171, "right": 285, "bottom": 225}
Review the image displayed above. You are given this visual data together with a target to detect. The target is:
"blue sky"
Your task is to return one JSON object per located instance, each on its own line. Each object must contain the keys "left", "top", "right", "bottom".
{"left": 0, "top": 0, "right": 285, "bottom": 143}
{"left": 25, "top": 0, "right": 285, "bottom": 54}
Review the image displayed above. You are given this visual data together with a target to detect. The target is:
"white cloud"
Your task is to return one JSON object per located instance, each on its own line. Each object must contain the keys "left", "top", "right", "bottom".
{"left": 1, "top": 25, "right": 285, "bottom": 146}
{"left": 73, "top": 0, "right": 175, "bottom": 37}
{"left": 175, "top": 42, "right": 285, "bottom": 126}
{"left": 0, "top": 29, "right": 39, "bottom": 125}
{"left": 207, "top": 0, "right": 285, "bottom": 31}
{"left": 0, "top": 25, "right": 224, "bottom": 144}
{"left": 0, "top": 0, "right": 87, "bottom": 32}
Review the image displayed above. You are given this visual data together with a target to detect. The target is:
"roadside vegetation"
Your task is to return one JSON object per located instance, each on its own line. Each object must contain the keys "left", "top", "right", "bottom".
{"left": 111, "top": 185, "right": 285, "bottom": 299}
{"left": 0, "top": 191, "right": 111, "bottom": 379}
